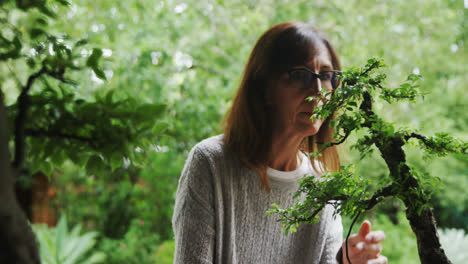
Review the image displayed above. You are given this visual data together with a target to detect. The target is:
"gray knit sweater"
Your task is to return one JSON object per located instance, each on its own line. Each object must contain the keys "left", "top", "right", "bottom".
{"left": 172, "top": 135, "right": 343, "bottom": 264}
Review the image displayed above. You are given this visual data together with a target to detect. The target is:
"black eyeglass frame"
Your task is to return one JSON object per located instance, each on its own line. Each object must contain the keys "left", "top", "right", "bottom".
{"left": 286, "top": 67, "right": 342, "bottom": 90}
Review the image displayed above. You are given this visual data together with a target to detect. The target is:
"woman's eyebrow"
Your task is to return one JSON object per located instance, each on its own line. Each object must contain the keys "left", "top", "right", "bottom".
{"left": 320, "top": 64, "right": 333, "bottom": 71}
{"left": 303, "top": 60, "right": 333, "bottom": 71}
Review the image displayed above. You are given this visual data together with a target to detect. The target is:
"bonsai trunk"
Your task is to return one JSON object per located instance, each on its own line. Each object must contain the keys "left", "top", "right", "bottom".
{"left": 403, "top": 199, "right": 451, "bottom": 264}
{"left": 375, "top": 135, "right": 451, "bottom": 264}
{"left": 360, "top": 90, "right": 452, "bottom": 264}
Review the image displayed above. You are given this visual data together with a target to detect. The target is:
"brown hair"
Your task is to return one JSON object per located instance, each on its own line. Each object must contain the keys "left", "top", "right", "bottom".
{"left": 223, "top": 21, "right": 341, "bottom": 192}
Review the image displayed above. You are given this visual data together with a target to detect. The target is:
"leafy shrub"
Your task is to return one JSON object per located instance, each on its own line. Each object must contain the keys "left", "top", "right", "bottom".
{"left": 55, "top": 164, "right": 141, "bottom": 239}
{"left": 439, "top": 228, "right": 468, "bottom": 264}
{"left": 154, "top": 240, "right": 175, "bottom": 264}
{"left": 56, "top": 150, "right": 179, "bottom": 242}
{"left": 98, "top": 218, "right": 161, "bottom": 264}
{"left": 32, "top": 215, "right": 106, "bottom": 264}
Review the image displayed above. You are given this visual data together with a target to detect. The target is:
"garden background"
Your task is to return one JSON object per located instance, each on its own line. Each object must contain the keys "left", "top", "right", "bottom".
{"left": 2, "top": 0, "right": 467, "bottom": 263}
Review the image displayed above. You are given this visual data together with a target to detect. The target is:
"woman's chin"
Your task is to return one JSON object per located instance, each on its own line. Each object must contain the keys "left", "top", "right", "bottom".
{"left": 298, "top": 117, "right": 324, "bottom": 137}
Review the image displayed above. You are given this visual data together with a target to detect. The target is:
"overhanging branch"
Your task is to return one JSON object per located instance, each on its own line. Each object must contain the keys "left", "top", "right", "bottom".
{"left": 24, "top": 128, "right": 97, "bottom": 149}
{"left": 13, "top": 64, "right": 71, "bottom": 170}
{"left": 13, "top": 67, "right": 48, "bottom": 170}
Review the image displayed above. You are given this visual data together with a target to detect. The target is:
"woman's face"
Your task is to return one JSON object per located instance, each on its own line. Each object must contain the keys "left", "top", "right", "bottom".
{"left": 268, "top": 42, "right": 334, "bottom": 140}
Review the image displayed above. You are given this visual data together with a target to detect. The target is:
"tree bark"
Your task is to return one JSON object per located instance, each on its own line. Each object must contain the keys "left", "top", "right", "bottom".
{"left": 0, "top": 89, "right": 40, "bottom": 264}
{"left": 403, "top": 200, "right": 452, "bottom": 264}
{"left": 375, "top": 136, "right": 451, "bottom": 264}
{"left": 361, "top": 91, "right": 452, "bottom": 264}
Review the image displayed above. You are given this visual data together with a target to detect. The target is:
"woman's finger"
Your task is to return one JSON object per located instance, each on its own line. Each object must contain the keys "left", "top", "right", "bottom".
{"left": 367, "top": 255, "right": 388, "bottom": 264}
{"left": 365, "top": 230, "right": 386, "bottom": 243}
{"left": 360, "top": 243, "right": 382, "bottom": 257}
{"left": 346, "top": 220, "right": 372, "bottom": 247}
{"left": 358, "top": 220, "right": 372, "bottom": 239}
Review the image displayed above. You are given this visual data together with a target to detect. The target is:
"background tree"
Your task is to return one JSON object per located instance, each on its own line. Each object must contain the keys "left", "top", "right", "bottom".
{"left": 0, "top": 0, "right": 165, "bottom": 262}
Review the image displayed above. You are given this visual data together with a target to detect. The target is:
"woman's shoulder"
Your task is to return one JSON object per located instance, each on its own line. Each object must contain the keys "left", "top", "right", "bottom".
{"left": 184, "top": 134, "right": 242, "bottom": 183}
{"left": 190, "top": 134, "right": 233, "bottom": 164}
{"left": 193, "top": 134, "right": 224, "bottom": 153}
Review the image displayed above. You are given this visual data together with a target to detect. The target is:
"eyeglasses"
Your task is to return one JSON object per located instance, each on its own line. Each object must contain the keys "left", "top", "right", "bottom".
{"left": 287, "top": 67, "right": 342, "bottom": 92}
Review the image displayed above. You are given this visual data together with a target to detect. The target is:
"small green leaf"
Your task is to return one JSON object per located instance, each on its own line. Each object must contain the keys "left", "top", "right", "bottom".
{"left": 74, "top": 39, "right": 88, "bottom": 47}
{"left": 86, "top": 48, "right": 103, "bottom": 68}
{"left": 92, "top": 67, "right": 107, "bottom": 80}
{"left": 38, "top": 5, "right": 57, "bottom": 18}
{"left": 152, "top": 122, "right": 168, "bottom": 134}
{"left": 26, "top": 57, "right": 36, "bottom": 68}
{"left": 105, "top": 90, "right": 114, "bottom": 103}
{"left": 30, "top": 28, "right": 46, "bottom": 38}
{"left": 86, "top": 48, "right": 106, "bottom": 80}
{"left": 85, "top": 155, "right": 107, "bottom": 176}
{"left": 40, "top": 162, "right": 53, "bottom": 177}
{"left": 55, "top": 0, "right": 71, "bottom": 6}
{"left": 36, "top": 18, "right": 48, "bottom": 25}
{"left": 110, "top": 153, "right": 123, "bottom": 172}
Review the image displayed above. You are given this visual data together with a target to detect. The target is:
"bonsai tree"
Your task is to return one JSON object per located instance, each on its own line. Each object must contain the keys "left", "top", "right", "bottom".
{"left": 267, "top": 58, "right": 467, "bottom": 264}
{"left": 0, "top": 1, "right": 165, "bottom": 263}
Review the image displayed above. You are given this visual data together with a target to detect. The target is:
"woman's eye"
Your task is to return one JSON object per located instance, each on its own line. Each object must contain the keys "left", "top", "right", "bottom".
{"left": 290, "top": 70, "right": 308, "bottom": 81}
{"left": 319, "top": 72, "right": 332, "bottom": 81}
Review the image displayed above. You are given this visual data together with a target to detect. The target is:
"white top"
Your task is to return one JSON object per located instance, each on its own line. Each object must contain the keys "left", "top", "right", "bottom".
{"left": 267, "top": 152, "right": 317, "bottom": 182}
{"left": 172, "top": 135, "right": 343, "bottom": 264}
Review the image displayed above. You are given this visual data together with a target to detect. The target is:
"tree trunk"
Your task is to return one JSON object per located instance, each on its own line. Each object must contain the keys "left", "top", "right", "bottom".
{"left": 372, "top": 130, "right": 451, "bottom": 264}
{"left": 0, "top": 91, "right": 40, "bottom": 264}
{"left": 403, "top": 201, "right": 452, "bottom": 264}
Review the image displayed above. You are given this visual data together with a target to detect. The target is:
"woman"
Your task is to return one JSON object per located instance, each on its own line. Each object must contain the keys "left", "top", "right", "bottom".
{"left": 172, "top": 22, "right": 387, "bottom": 264}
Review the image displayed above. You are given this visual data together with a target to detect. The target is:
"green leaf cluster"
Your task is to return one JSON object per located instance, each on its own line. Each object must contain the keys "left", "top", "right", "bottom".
{"left": 416, "top": 132, "right": 468, "bottom": 157}
{"left": 1, "top": 0, "right": 167, "bottom": 177}
{"left": 7, "top": 86, "right": 166, "bottom": 176}
{"left": 32, "top": 215, "right": 106, "bottom": 264}
{"left": 267, "top": 165, "right": 371, "bottom": 235}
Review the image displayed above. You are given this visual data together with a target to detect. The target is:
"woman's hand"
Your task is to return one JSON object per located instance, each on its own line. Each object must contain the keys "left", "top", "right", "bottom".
{"left": 342, "top": 220, "right": 388, "bottom": 264}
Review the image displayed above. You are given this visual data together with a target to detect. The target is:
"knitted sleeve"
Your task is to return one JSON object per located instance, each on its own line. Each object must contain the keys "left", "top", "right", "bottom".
{"left": 172, "top": 146, "right": 216, "bottom": 264}
{"left": 320, "top": 205, "right": 344, "bottom": 264}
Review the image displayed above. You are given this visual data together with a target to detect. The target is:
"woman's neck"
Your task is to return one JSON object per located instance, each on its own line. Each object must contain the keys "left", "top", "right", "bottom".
{"left": 268, "top": 134, "right": 304, "bottom": 171}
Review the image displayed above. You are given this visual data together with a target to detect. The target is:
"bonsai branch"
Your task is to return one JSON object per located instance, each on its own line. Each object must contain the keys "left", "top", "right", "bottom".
{"left": 317, "top": 128, "right": 352, "bottom": 148}
{"left": 404, "top": 132, "right": 427, "bottom": 144}
{"left": 362, "top": 184, "right": 398, "bottom": 210}
{"left": 295, "top": 184, "right": 397, "bottom": 223}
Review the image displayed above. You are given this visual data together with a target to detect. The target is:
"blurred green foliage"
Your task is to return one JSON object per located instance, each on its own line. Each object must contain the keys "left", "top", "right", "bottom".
{"left": 154, "top": 240, "right": 176, "bottom": 264}
{"left": 1, "top": 0, "right": 466, "bottom": 263}
{"left": 32, "top": 215, "right": 106, "bottom": 264}
{"left": 97, "top": 218, "right": 161, "bottom": 264}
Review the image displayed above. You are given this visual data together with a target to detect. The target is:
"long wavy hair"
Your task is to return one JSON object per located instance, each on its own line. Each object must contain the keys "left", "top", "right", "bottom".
{"left": 223, "top": 21, "right": 341, "bottom": 192}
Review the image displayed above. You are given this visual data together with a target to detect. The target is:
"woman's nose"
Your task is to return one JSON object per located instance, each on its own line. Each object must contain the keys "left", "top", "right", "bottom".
{"left": 308, "top": 77, "right": 322, "bottom": 95}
